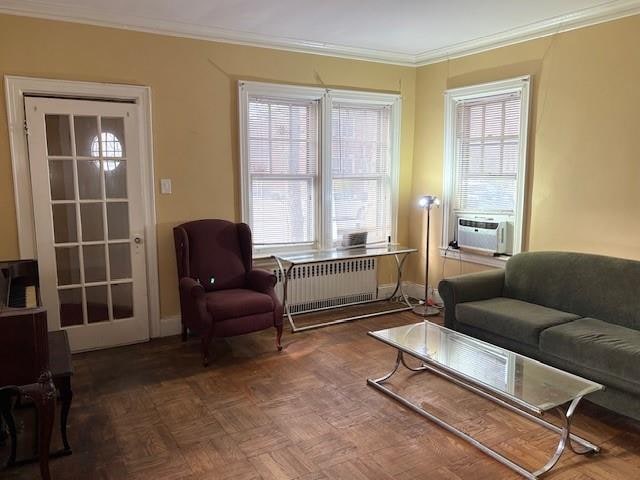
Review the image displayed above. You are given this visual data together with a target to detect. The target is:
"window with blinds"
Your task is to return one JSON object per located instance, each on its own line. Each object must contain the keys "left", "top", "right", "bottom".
{"left": 240, "top": 81, "right": 400, "bottom": 252}
{"left": 246, "top": 96, "right": 319, "bottom": 246}
{"left": 442, "top": 76, "right": 530, "bottom": 261}
{"left": 453, "top": 91, "right": 522, "bottom": 215}
{"left": 331, "top": 102, "right": 393, "bottom": 244}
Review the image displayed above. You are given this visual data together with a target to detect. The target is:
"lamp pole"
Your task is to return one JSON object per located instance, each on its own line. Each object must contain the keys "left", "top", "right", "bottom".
{"left": 413, "top": 195, "right": 440, "bottom": 317}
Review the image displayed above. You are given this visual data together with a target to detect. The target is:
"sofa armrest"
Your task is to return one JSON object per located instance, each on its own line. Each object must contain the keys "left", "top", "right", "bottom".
{"left": 438, "top": 269, "right": 505, "bottom": 329}
{"left": 179, "top": 277, "right": 205, "bottom": 299}
{"left": 246, "top": 269, "right": 277, "bottom": 294}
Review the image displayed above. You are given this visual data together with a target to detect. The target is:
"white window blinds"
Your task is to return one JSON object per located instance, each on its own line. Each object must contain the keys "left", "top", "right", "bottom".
{"left": 247, "top": 96, "right": 318, "bottom": 245}
{"left": 453, "top": 91, "right": 522, "bottom": 214}
{"left": 330, "top": 102, "right": 393, "bottom": 244}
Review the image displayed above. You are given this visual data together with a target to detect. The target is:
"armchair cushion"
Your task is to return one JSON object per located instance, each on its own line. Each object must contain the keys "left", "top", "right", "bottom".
{"left": 206, "top": 289, "right": 275, "bottom": 321}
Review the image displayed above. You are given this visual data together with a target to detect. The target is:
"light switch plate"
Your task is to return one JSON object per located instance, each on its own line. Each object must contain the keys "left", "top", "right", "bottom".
{"left": 160, "top": 178, "right": 172, "bottom": 194}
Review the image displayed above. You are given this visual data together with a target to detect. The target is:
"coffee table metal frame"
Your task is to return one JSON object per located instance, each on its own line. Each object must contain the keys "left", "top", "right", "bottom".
{"left": 273, "top": 246, "right": 417, "bottom": 333}
{"left": 367, "top": 325, "right": 602, "bottom": 480}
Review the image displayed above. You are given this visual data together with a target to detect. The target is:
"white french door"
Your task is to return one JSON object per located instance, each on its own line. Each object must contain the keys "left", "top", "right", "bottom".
{"left": 25, "top": 97, "right": 149, "bottom": 351}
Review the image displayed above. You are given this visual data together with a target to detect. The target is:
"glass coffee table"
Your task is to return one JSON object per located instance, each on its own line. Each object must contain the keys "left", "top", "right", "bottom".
{"left": 367, "top": 322, "right": 604, "bottom": 479}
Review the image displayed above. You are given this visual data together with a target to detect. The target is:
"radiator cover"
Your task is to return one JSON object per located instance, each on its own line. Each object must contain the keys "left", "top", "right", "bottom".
{"left": 273, "top": 258, "right": 378, "bottom": 314}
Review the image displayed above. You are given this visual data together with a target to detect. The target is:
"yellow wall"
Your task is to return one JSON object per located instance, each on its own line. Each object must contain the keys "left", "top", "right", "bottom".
{"left": 410, "top": 14, "right": 640, "bottom": 286}
{"left": 2, "top": 12, "right": 639, "bottom": 317}
{"left": 0, "top": 14, "right": 416, "bottom": 317}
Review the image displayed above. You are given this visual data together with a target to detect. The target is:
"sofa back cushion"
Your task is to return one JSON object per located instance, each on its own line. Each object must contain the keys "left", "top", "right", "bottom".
{"left": 504, "top": 251, "right": 640, "bottom": 330}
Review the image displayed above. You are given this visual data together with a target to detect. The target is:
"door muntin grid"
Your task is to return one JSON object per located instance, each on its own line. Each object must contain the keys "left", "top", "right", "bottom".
{"left": 46, "top": 113, "right": 134, "bottom": 327}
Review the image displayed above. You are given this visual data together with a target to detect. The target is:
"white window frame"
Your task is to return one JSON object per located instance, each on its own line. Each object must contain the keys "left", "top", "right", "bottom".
{"left": 441, "top": 76, "right": 531, "bottom": 268}
{"left": 238, "top": 81, "right": 401, "bottom": 255}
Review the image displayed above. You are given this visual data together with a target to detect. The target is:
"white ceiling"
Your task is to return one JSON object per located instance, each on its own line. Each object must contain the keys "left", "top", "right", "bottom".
{"left": 1, "top": 0, "right": 639, "bottom": 65}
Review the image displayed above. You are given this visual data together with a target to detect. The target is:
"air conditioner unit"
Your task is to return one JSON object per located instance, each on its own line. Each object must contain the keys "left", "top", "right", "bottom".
{"left": 457, "top": 217, "right": 508, "bottom": 255}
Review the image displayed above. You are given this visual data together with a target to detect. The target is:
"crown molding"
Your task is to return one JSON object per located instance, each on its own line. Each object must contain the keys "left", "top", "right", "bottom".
{"left": 0, "top": 0, "right": 416, "bottom": 66}
{"left": 0, "top": 0, "right": 639, "bottom": 67}
{"left": 415, "top": 0, "right": 640, "bottom": 66}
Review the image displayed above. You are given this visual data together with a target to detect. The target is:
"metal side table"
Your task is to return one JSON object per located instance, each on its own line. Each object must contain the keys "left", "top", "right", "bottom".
{"left": 273, "top": 245, "right": 417, "bottom": 332}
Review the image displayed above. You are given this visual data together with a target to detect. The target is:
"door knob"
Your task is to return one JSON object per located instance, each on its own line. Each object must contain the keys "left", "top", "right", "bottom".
{"left": 134, "top": 236, "right": 143, "bottom": 244}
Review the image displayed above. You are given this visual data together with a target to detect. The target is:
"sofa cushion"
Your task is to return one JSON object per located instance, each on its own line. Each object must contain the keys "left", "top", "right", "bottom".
{"left": 206, "top": 289, "right": 274, "bottom": 321}
{"left": 540, "top": 318, "right": 640, "bottom": 390}
{"left": 456, "top": 297, "right": 580, "bottom": 347}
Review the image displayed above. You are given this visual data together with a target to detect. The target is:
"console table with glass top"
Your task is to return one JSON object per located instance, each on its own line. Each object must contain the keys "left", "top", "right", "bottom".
{"left": 367, "top": 322, "right": 604, "bottom": 480}
{"left": 272, "top": 245, "right": 417, "bottom": 332}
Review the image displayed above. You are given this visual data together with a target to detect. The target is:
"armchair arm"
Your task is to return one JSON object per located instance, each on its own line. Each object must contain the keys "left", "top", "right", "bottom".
{"left": 438, "top": 269, "right": 505, "bottom": 329}
{"left": 178, "top": 277, "right": 211, "bottom": 335}
{"left": 179, "top": 277, "right": 205, "bottom": 298}
{"left": 246, "top": 269, "right": 277, "bottom": 294}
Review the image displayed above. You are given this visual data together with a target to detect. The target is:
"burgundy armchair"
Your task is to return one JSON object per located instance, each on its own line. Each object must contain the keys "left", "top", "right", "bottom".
{"left": 174, "top": 219, "right": 283, "bottom": 365}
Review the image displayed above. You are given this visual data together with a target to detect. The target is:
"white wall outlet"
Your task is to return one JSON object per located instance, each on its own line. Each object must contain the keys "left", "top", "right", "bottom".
{"left": 160, "top": 178, "right": 172, "bottom": 194}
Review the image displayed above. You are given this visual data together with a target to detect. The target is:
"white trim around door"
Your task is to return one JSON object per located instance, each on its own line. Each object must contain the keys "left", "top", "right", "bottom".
{"left": 4, "top": 76, "right": 161, "bottom": 338}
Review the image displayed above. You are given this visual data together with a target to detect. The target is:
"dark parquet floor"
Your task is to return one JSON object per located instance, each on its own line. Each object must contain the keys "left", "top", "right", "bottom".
{"left": 2, "top": 310, "right": 639, "bottom": 479}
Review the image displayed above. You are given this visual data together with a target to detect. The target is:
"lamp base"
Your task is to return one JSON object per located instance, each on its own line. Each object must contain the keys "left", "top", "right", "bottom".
{"left": 412, "top": 304, "right": 440, "bottom": 317}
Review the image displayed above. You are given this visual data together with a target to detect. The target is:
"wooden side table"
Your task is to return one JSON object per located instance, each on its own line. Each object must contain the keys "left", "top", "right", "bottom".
{"left": 0, "top": 374, "right": 56, "bottom": 480}
{"left": 1, "top": 330, "right": 73, "bottom": 478}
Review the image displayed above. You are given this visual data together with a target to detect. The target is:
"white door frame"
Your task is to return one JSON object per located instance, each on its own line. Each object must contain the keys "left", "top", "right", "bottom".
{"left": 4, "top": 75, "right": 161, "bottom": 337}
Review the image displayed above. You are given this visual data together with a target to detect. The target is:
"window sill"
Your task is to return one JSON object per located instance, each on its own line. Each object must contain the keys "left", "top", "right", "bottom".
{"left": 439, "top": 247, "right": 510, "bottom": 269}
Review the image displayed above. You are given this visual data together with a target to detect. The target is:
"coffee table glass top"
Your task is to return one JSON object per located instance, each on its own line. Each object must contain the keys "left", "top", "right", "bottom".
{"left": 369, "top": 322, "right": 604, "bottom": 413}
{"left": 273, "top": 245, "right": 417, "bottom": 264}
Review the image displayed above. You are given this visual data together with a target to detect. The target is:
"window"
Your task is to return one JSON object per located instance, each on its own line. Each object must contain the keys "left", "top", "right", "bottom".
{"left": 91, "top": 132, "right": 123, "bottom": 172}
{"left": 239, "top": 82, "right": 400, "bottom": 252}
{"left": 331, "top": 102, "right": 393, "bottom": 245}
{"left": 442, "top": 76, "right": 530, "bottom": 264}
{"left": 246, "top": 96, "right": 319, "bottom": 246}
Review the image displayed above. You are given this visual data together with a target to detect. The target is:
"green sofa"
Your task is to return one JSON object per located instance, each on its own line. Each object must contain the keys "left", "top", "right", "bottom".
{"left": 438, "top": 251, "right": 640, "bottom": 420}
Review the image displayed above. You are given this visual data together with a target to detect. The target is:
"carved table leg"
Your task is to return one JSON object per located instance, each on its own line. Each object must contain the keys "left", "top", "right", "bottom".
{"left": 57, "top": 376, "right": 73, "bottom": 454}
{"left": 20, "top": 372, "right": 56, "bottom": 480}
{"left": 0, "top": 415, "right": 6, "bottom": 446}
{"left": 0, "top": 390, "right": 18, "bottom": 466}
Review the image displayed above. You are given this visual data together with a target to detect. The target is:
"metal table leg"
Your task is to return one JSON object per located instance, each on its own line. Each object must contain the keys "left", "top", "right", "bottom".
{"left": 273, "top": 256, "right": 296, "bottom": 331}
{"left": 391, "top": 252, "right": 413, "bottom": 308}
{"left": 367, "top": 350, "right": 599, "bottom": 480}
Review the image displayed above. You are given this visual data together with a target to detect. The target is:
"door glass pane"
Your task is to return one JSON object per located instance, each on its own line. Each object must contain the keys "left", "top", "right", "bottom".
{"left": 86, "top": 285, "right": 109, "bottom": 323}
{"left": 105, "top": 161, "right": 127, "bottom": 198}
{"left": 49, "top": 160, "right": 75, "bottom": 200}
{"left": 100, "top": 117, "right": 126, "bottom": 157}
{"left": 77, "top": 160, "right": 102, "bottom": 199}
{"left": 109, "top": 244, "right": 131, "bottom": 279}
{"left": 83, "top": 244, "right": 106, "bottom": 282}
{"left": 52, "top": 204, "right": 77, "bottom": 243}
{"left": 45, "top": 115, "right": 72, "bottom": 156}
{"left": 107, "top": 202, "right": 129, "bottom": 239}
{"left": 111, "top": 283, "right": 133, "bottom": 319}
{"left": 55, "top": 246, "right": 80, "bottom": 285}
{"left": 74, "top": 116, "right": 99, "bottom": 157}
{"left": 59, "top": 288, "right": 83, "bottom": 327}
{"left": 80, "top": 203, "right": 104, "bottom": 241}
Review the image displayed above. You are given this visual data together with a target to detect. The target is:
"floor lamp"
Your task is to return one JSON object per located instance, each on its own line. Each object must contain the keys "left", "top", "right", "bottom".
{"left": 413, "top": 195, "right": 440, "bottom": 317}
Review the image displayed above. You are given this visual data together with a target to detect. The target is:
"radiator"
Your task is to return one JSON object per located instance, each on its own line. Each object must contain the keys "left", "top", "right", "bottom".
{"left": 273, "top": 258, "right": 378, "bottom": 314}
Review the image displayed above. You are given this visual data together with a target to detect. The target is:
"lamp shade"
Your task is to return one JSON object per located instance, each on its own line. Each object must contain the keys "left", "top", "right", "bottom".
{"left": 418, "top": 195, "right": 440, "bottom": 209}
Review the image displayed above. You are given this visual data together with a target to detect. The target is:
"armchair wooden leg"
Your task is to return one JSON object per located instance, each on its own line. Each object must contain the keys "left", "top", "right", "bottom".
{"left": 181, "top": 325, "right": 188, "bottom": 342}
{"left": 276, "top": 325, "right": 283, "bottom": 352}
{"left": 201, "top": 328, "right": 215, "bottom": 367}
